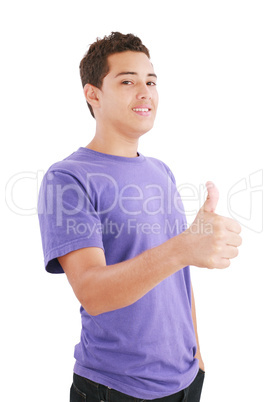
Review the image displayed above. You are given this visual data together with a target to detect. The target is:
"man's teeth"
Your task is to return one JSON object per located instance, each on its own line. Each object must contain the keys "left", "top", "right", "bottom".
{"left": 133, "top": 108, "right": 149, "bottom": 112}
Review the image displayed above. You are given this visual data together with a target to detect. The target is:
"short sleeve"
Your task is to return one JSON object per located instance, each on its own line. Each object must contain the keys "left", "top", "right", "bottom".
{"left": 38, "top": 170, "right": 104, "bottom": 273}
{"left": 160, "top": 161, "right": 177, "bottom": 185}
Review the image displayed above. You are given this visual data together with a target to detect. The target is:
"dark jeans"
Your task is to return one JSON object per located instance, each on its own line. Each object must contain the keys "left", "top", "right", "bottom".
{"left": 70, "top": 369, "right": 205, "bottom": 402}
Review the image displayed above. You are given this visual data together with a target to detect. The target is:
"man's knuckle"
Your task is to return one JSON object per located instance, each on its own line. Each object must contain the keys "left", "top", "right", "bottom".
{"left": 215, "top": 231, "right": 225, "bottom": 241}
{"left": 233, "top": 247, "right": 239, "bottom": 258}
{"left": 212, "top": 237, "right": 223, "bottom": 252}
{"left": 208, "top": 254, "right": 218, "bottom": 268}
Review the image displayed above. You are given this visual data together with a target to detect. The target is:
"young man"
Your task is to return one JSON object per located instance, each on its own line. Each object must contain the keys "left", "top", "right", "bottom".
{"left": 38, "top": 32, "right": 242, "bottom": 402}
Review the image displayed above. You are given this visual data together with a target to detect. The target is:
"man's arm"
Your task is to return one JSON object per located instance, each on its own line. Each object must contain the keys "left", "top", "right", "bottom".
{"left": 191, "top": 282, "right": 205, "bottom": 371}
{"left": 58, "top": 182, "right": 242, "bottom": 316}
{"left": 58, "top": 233, "right": 190, "bottom": 316}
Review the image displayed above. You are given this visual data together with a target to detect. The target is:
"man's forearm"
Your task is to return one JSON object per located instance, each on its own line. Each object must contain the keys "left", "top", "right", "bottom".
{"left": 79, "top": 233, "right": 188, "bottom": 316}
{"left": 61, "top": 184, "right": 242, "bottom": 317}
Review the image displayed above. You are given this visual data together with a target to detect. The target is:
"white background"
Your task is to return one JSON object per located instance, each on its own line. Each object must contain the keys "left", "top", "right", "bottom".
{"left": 1, "top": 1, "right": 267, "bottom": 401}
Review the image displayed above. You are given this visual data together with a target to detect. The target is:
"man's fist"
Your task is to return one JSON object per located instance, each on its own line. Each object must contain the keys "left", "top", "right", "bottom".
{"left": 183, "top": 182, "right": 242, "bottom": 269}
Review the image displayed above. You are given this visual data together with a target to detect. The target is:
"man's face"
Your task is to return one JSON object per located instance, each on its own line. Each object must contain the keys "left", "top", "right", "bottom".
{"left": 96, "top": 51, "right": 159, "bottom": 139}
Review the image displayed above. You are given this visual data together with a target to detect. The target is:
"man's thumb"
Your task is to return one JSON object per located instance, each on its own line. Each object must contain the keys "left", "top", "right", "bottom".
{"left": 202, "top": 181, "right": 219, "bottom": 213}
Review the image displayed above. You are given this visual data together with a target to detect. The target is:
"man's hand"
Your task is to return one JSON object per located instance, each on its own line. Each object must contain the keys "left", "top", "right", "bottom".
{"left": 183, "top": 181, "right": 242, "bottom": 269}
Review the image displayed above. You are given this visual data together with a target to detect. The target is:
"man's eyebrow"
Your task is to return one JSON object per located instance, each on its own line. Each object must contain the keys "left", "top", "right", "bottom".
{"left": 115, "top": 71, "right": 157, "bottom": 78}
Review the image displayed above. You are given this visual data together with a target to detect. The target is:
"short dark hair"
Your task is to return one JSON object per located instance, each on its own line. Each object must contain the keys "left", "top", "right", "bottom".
{"left": 79, "top": 32, "right": 150, "bottom": 118}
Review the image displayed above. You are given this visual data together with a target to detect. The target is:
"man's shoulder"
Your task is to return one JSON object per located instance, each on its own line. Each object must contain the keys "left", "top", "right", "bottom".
{"left": 44, "top": 147, "right": 99, "bottom": 176}
{"left": 144, "top": 155, "right": 175, "bottom": 178}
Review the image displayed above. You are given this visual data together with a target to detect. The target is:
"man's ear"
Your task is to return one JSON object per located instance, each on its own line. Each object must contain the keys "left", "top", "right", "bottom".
{"left": 83, "top": 84, "right": 100, "bottom": 109}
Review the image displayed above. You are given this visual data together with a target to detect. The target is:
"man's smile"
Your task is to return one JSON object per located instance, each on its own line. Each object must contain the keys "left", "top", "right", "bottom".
{"left": 132, "top": 105, "right": 152, "bottom": 116}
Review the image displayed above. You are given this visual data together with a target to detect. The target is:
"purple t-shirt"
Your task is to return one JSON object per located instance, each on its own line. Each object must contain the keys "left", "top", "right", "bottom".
{"left": 38, "top": 147, "right": 198, "bottom": 399}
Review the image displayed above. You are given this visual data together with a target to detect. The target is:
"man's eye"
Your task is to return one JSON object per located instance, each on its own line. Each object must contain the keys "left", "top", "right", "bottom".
{"left": 122, "top": 81, "right": 132, "bottom": 85}
{"left": 147, "top": 82, "right": 157, "bottom": 86}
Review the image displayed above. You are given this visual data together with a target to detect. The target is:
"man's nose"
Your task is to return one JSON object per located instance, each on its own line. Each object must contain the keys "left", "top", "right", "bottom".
{"left": 136, "top": 83, "right": 152, "bottom": 100}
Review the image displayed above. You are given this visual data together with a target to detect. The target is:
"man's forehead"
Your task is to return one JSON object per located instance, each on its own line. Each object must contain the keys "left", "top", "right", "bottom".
{"left": 107, "top": 51, "right": 156, "bottom": 76}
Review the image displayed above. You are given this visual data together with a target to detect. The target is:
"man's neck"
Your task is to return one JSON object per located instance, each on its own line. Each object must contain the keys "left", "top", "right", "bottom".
{"left": 86, "top": 128, "right": 140, "bottom": 158}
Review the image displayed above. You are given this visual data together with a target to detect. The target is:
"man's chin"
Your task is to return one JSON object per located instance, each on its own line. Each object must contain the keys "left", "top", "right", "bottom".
{"left": 130, "top": 122, "right": 155, "bottom": 138}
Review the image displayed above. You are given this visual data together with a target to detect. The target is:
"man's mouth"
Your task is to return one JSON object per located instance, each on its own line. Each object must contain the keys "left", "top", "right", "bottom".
{"left": 132, "top": 107, "right": 152, "bottom": 116}
{"left": 132, "top": 108, "right": 150, "bottom": 112}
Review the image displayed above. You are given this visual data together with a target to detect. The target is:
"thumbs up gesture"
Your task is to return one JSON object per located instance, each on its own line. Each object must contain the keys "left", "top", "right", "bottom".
{"left": 202, "top": 181, "right": 219, "bottom": 213}
{"left": 183, "top": 182, "right": 242, "bottom": 269}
